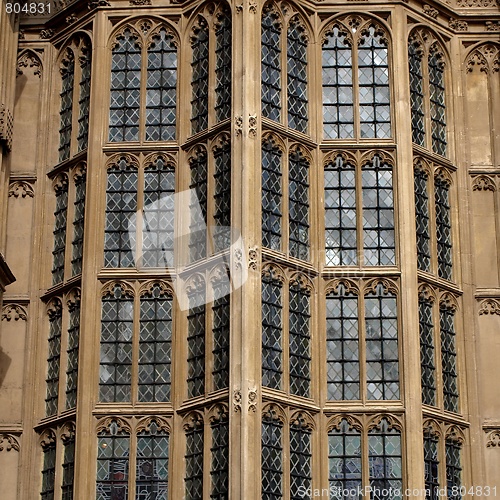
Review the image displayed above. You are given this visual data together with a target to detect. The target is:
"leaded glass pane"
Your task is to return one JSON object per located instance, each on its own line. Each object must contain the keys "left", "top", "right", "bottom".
{"left": 142, "top": 156, "right": 175, "bottom": 268}
{"left": 215, "top": 10, "right": 232, "bottom": 122}
{"left": 62, "top": 436, "right": 75, "bottom": 500}
{"left": 71, "top": 173, "right": 86, "bottom": 275}
{"left": 136, "top": 428, "right": 169, "bottom": 500}
{"left": 365, "top": 284, "right": 399, "bottom": 400}
{"left": 262, "top": 10, "right": 282, "bottom": 122}
{"left": 213, "top": 140, "right": 231, "bottom": 252}
{"left": 65, "top": 302, "right": 80, "bottom": 409}
{"left": 96, "top": 426, "right": 130, "bottom": 500}
{"left": 290, "top": 423, "right": 312, "bottom": 500}
{"left": 289, "top": 149, "right": 309, "bottom": 260}
{"left": 104, "top": 158, "right": 137, "bottom": 268}
{"left": 109, "top": 29, "right": 141, "bottom": 142}
{"left": 189, "top": 150, "right": 208, "bottom": 262}
{"left": 187, "top": 294, "right": 206, "bottom": 398}
{"left": 429, "top": 50, "right": 447, "bottom": 156}
{"left": 46, "top": 306, "right": 62, "bottom": 416}
{"left": 99, "top": 286, "right": 133, "bottom": 402}
{"left": 210, "top": 419, "right": 229, "bottom": 499}
{"left": 287, "top": 20, "right": 308, "bottom": 133}
{"left": 328, "top": 419, "right": 362, "bottom": 499}
{"left": 435, "top": 178, "right": 453, "bottom": 281}
{"left": 185, "top": 426, "right": 204, "bottom": 500}
{"left": 414, "top": 168, "right": 431, "bottom": 272}
{"left": 368, "top": 419, "right": 403, "bottom": 499}
{"left": 446, "top": 439, "right": 462, "bottom": 500}
{"left": 419, "top": 299, "right": 436, "bottom": 406}
{"left": 262, "top": 139, "right": 282, "bottom": 251}
{"left": 440, "top": 307, "right": 459, "bottom": 413}
{"left": 358, "top": 26, "right": 391, "bottom": 139}
{"left": 146, "top": 29, "right": 177, "bottom": 141}
{"left": 262, "top": 276, "right": 283, "bottom": 390}
{"left": 409, "top": 42, "right": 425, "bottom": 146}
{"left": 325, "top": 155, "right": 357, "bottom": 266}
{"left": 191, "top": 19, "right": 209, "bottom": 134}
{"left": 77, "top": 51, "right": 91, "bottom": 152}
{"left": 52, "top": 184, "right": 68, "bottom": 284}
{"left": 289, "top": 283, "right": 311, "bottom": 397}
{"left": 322, "top": 26, "right": 354, "bottom": 139}
{"left": 41, "top": 442, "right": 57, "bottom": 500}
{"left": 59, "top": 57, "right": 75, "bottom": 162}
{"left": 362, "top": 156, "right": 395, "bottom": 266}
{"left": 262, "top": 416, "right": 283, "bottom": 500}
{"left": 212, "top": 280, "right": 230, "bottom": 391}
{"left": 326, "top": 285, "right": 359, "bottom": 401}
{"left": 424, "top": 433, "right": 439, "bottom": 500}
{"left": 139, "top": 286, "right": 172, "bottom": 402}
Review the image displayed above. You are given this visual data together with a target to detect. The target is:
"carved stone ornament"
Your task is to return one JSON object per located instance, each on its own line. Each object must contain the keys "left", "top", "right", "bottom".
{"left": 101, "top": 281, "right": 135, "bottom": 299}
{"left": 61, "top": 422, "right": 76, "bottom": 442}
{"left": 248, "top": 247, "right": 259, "bottom": 271}
{"left": 182, "top": 412, "right": 204, "bottom": 431}
{"left": 457, "top": 0, "right": 498, "bottom": 6}
{"left": 485, "top": 21, "right": 500, "bottom": 31}
{"left": 209, "top": 404, "right": 229, "bottom": 424}
{"left": 439, "top": 292, "right": 459, "bottom": 312}
{"left": 2, "top": 304, "right": 28, "bottom": 322}
{"left": 39, "top": 429, "right": 56, "bottom": 449}
{"left": 66, "top": 14, "right": 78, "bottom": 25}
{"left": 364, "top": 278, "right": 398, "bottom": 296}
{"left": 472, "top": 175, "right": 496, "bottom": 191}
{"left": 8, "top": 181, "right": 34, "bottom": 198}
{"left": 249, "top": 115, "right": 257, "bottom": 138}
{"left": 290, "top": 411, "right": 314, "bottom": 431}
{"left": 418, "top": 283, "right": 436, "bottom": 303}
{"left": 40, "top": 29, "right": 55, "bottom": 39}
{"left": 130, "top": 0, "right": 152, "bottom": 4}
{"left": 325, "top": 278, "right": 359, "bottom": 297}
{"left": 262, "top": 263, "right": 286, "bottom": 284}
{"left": 423, "top": 4, "right": 439, "bottom": 18}
{"left": 486, "top": 429, "right": 500, "bottom": 447}
{"left": 233, "top": 389, "right": 242, "bottom": 412}
{"left": 449, "top": 18, "right": 469, "bottom": 32}
{"left": 327, "top": 414, "right": 363, "bottom": 434}
{"left": 136, "top": 416, "right": 170, "bottom": 434}
{"left": 262, "top": 404, "right": 285, "bottom": 424}
{"left": 235, "top": 115, "right": 243, "bottom": 137}
{"left": 466, "top": 45, "right": 500, "bottom": 74}
{"left": 445, "top": 425, "right": 466, "bottom": 444}
{"left": 248, "top": 388, "right": 258, "bottom": 413}
{"left": 368, "top": 414, "right": 403, "bottom": 433}
{"left": 96, "top": 417, "right": 132, "bottom": 435}
{"left": 66, "top": 288, "right": 81, "bottom": 310}
{"left": 0, "top": 434, "right": 20, "bottom": 452}
{"left": 478, "top": 298, "right": 500, "bottom": 315}
{"left": 17, "top": 51, "right": 42, "bottom": 78}
{"left": 88, "top": 0, "right": 111, "bottom": 8}
{"left": 289, "top": 273, "right": 313, "bottom": 295}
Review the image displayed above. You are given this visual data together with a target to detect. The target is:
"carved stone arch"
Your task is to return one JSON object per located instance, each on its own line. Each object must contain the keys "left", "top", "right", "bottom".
{"left": 360, "top": 149, "right": 395, "bottom": 169}
{"left": 472, "top": 175, "right": 496, "bottom": 192}
{"left": 187, "top": 144, "right": 208, "bottom": 164}
{"left": 209, "top": 263, "right": 231, "bottom": 287}
{"left": 288, "top": 143, "right": 313, "bottom": 164}
{"left": 485, "top": 428, "right": 500, "bottom": 448}
{"left": 65, "top": 287, "right": 81, "bottom": 310}
{"left": 184, "top": 272, "right": 206, "bottom": 296}
{"left": 211, "top": 2, "right": 232, "bottom": 31}
{"left": 208, "top": 402, "right": 230, "bottom": 424}
{"left": 0, "top": 434, "right": 21, "bottom": 452}
{"left": 262, "top": 131, "right": 286, "bottom": 154}
{"left": 101, "top": 280, "right": 135, "bottom": 299}
{"left": 17, "top": 49, "right": 43, "bottom": 78}
{"left": 146, "top": 21, "right": 180, "bottom": 49}
{"left": 408, "top": 28, "right": 425, "bottom": 59}
{"left": 139, "top": 280, "right": 174, "bottom": 298}
{"left": 367, "top": 414, "right": 403, "bottom": 433}
{"left": 262, "top": 262, "right": 286, "bottom": 284}
{"left": 96, "top": 417, "right": 132, "bottom": 435}
{"left": 290, "top": 410, "right": 315, "bottom": 431}
{"left": 1, "top": 304, "right": 28, "bottom": 322}
{"left": 109, "top": 22, "right": 143, "bottom": 50}
{"left": 445, "top": 425, "right": 466, "bottom": 444}
{"left": 189, "top": 13, "right": 209, "bottom": 45}
{"left": 211, "top": 131, "right": 231, "bottom": 153}
{"left": 8, "top": 181, "right": 34, "bottom": 198}
{"left": 423, "top": 418, "right": 443, "bottom": 438}
{"left": 418, "top": 283, "right": 437, "bottom": 303}
{"left": 434, "top": 166, "right": 453, "bottom": 187}
{"left": 465, "top": 43, "right": 500, "bottom": 74}
{"left": 321, "top": 16, "right": 353, "bottom": 48}
{"left": 326, "top": 414, "right": 363, "bottom": 434}
{"left": 429, "top": 41, "right": 447, "bottom": 69}
{"left": 439, "top": 291, "right": 459, "bottom": 312}
{"left": 409, "top": 26, "right": 448, "bottom": 60}
{"left": 262, "top": 1, "right": 284, "bottom": 32}
{"left": 52, "top": 172, "right": 69, "bottom": 193}
{"left": 287, "top": 13, "right": 310, "bottom": 44}
{"left": 323, "top": 150, "right": 357, "bottom": 169}
{"left": 106, "top": 153, "right": 140, "bottom": 170}
{"left": 182, "top": 411, "right": 204, "bottom": 431}
{"left": 136, "top": 416, "right": 171, "bottom": 434}
{"left": 478, "top": 298, "right": 500, "bottom": 315}
{"left": 289, "top": 272, "right": 314, "bottom": 295}
{"left": 39, "top": 428, "right": 57, "bottom": 448}
{"left": 414, "top": 156, "right": 432, "bottom": 177}
{"left": 357, "top": 17, "right": 391, "bottom": 49}
{"left": 143, "top": 152, "right": 176, "bottom": 171}
{"left": 466, "top": 47, "right": 489, "bottom": 74}
{"left": 46, "top": 297, "right": 63, "bottom": 318}
{"left": 363, "top": 278, "right": 399, "bottom": 296}
{"left": 324, "top": 278, "right": 360, "bottom": 296}
{"left": 72, "top": 161, "right": 87, "bottom": 182}
{"left": 262, "top": 403, "right": 286, "bottom": 425}
{"left": 59, "top": 46, "right": 75, "bottom": 77}
{"left": 60, "top": 421, "right": 76, "bottom": 442}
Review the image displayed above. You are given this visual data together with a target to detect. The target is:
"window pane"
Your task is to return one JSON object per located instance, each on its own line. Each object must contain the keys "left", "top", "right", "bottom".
{"left": 262, "top": 10, "right": 282, "bottom": 122}
{"left": 65, "top": 302, "right": 80, "bottom": 409}
{"left": 189, "top": 149, "right": 208, "bottom": 262}
{"left": 62, "top": 435, "right": 75, "bottom": 500}
{"left": 419, "top": 299, "right": 436, "bottom": 406}
{"left": 187, "top": 295, "right": 206, "bottom": 398}
{"left": 210, "top": 418, "right": 229, "bottom": 499}
{"left": 213, "top": 139, "right": 231, "bottom": 252}
{"left": 215, "top": 10, "right": 232, "bottom": 122}
{"left": 440, "top": 307, "right": 459, "bottom": 413}
{"left": 185, "top": 425, "right": 204, "bottom": 500}
{"left": 41, "top": 442, "right": 57, "bottom": 500}
{"left": 212, "top": 280, "right": 230, "bottom": 391}
{"left": 289, "top": 149, "right": 309, "bottom": 260}
{"left": 414, "top": 167, "right": 431, "bottom": 272}
{"left": 435, "top": 178, "right": 453, "bottom": 281}
{"left": 46, "top": 302, "right": 62, "bottom": 416}
{"left": 77, "top": 50, "right": 91, "bottom": 151}
{"left": 191, "top": 19, "right": 209, "bottom": 134}
{"left": 408, "top": 42, "right": 425, "bottom": 146}
{"left": 262, "top": 414, "right": 283, "bottom": 500}
{"left": 446, "top": 439, "right": 462, "bottom": 499}
{"left": 429, "top": 49, "right": 447, "bottom": 156}
{"left": 262, "top": 139, "right": 282, "bottom": 251}
{"left": 71, "top": 173, "right": 86, "bottom": 275}
{"left": 52, "top": 182, "right": 68, "bottom": 284}
{"left": 290, "top": 423, "right": 312, "bottom": 500}
{"left": 424, "top": 432, "right": 439, "bottom": 500}
{"left": 59, "top": 56, "right": 74, "bottom": 162}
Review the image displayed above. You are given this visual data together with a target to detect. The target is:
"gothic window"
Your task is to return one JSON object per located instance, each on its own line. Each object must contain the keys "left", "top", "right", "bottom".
{"left": 41, "top": 437, "right": 57, "bottom": 500}
{"left": 409, "top": 41, "right": 425, "bottom": 146}
{"left": 191, "top": 18, "right": 209, "bottom": 134}
{"left": 210, "top": 412, "right": 229, "bottom": 499}
{"left": 414, "top": 165, "right": 431, "bottom": 272}
{"left": 261, "top": 409, "right": 283, "bottom": 500}
{"left": 71, "top": 170, "right": 86, "bottom": 275}
{"left": 419, "top": 294, "right": 436, "bottom": 407}
{"left": 213, "top": 137, "right": 231, "bottom": 252}
{"left": 212, "top": 279, "right": 230, "bottom": 391}
{"left": 189, "top": 148, "right": 208, "bottom": 262}
{"left": 445, "top": 438, "right": 462, "bottom": 499}
{"left": 187, "top": 291, "right": 206, "bottom": 398}
{"left": 46, "top": 299, "right": 63, "bottom": 416}
{"left": 59, "top": 50, "right": 75, "bottom": 162}
{"left": 290, "top": 418, "right": 312, "bottom": 500}
{"left": 65, "top": 298, "right": 80, "bottom": 409}
{"left": 215, "top": 10, "right": 232, "bottom": 122}
{"left": 184, "top": 417, "right": 204, "bottom": 500}
{"left": 62, "top": 430, "right": 76, "bottom": 500}
{"left": 323, "top": 19, "right": 391, "bottom": 140}
{"left": 429, "top": 47, "right": 447, "bottom": 156}
{"left": 77, "top": 49, "right": 91, "bottom": 151}
{"left": 435, "top": 176, "right": 453, "bottom": 281}
{"left": 440, "top": 303, "right": 459, "bottom": 413}
{"left": 52, "top": 176, "right": 69, "bottom": 284}
{"left": 424, "top": 430, "right": 439, "bottom": 500}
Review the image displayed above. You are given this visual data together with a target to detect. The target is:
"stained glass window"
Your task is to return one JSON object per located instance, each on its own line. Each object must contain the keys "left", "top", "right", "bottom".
{"left": 146, "top": 29, "right": 177, "bottom": 141}
{"left": 435, "top": 177, "right": 452, "bottom": 281}
{"left": 136, "top": 424, "right": 169, "bottom": 500}
{"left": 362, "top": 155, "right": 395, "bottom": 266}
{"left": 210, "top": 416, "right": 229, "bottom": 499}
{"left": 109, "top": 29, "right": 141, "bottom": 142}
{"left": 187, "top": 294, "right": 206, "bottom": 398}
{"left": 139, "top": 285, "right": 172, "bottom": 402}
{"left": 59, "top": 55, "right": 75, "bottom": 162}
{"left": 215, "top": 10, "right": 232, "bottom": 122}
{"left": 322, "top": 26, "right": 354, "bottom": 139}
{"left": 46, "top": 302, "right": 62, "bottom": 416}
{"left": 424, "top": 432, "right": 439, "bottom": 500}
{"left": 52, "top": 180, "right": 68, "bottom": 284}
{"left": 326, "top": 285, "right": 359, "bottom": 400}
{"left": 213, "top": 139, "right": 231, "bottom": 252}
{"left": 368, "top": 419, "right": 403, "bottom": 498}
{"left": 365, "top": 284, "right": 399, "bottom": 400}
{"left": 99, "top": 285, "right": 133, "bottom": 402}
{"left": 429, "top": 48, "right": 447, "bottom": 156}
{"left": 262, "top": 10, "right": 281, "bottom": 122}
{"left": 261, "top": 413, "right": 283, "bottom": 500}
{"left": 440, "top": 306, "right": 459, "bottom": 413}
{"left": 419, "top": 298, "right": 436, "bottom": 406}
{"left": 65, "top": 300, "right": 80, "bottom": 409}
{"left": 324, "top": 155, "right": 357, "bottom": 266}
{"left": 185, "top": 423, "right": 204, "bottom": 500}
{"left": 41, "top": 440, "right": 57, "bottom": 500}
{"left": 290, "top": 421, "right": 312, "bottom": 500}
{"left": 104, "top": 157, "right": 137, "bottom": 268}
{"left": 212, "top": 279, "right": 230, "bottom": 391}
{"left": 446, "top": 439, "right": 462, "bottom": 500}
{"left": 262, "top": 139, "right": 282, "bottom": 251}
{"left": 191, "top": 19, "right": 209, "bottom": 134}
{"left": 409, "top": 42, "right": 425, "bottom": 146}
{"left": 287, "top": 19, "right": 308, "bottom": 132}
{"left": 328, "top": 419, "right": 362, "bottom": 497}
{"left": 77, "top": 50, "right": 91, "bottom": 151}
{"left": 71, "top": 172, "right": 86, "bottom": 275}
{"left": 262, "top": 275, "right": 283, "bottom": 390}
{"left": 62, "top": 434, "right": 75, "bottom": 500}
{"left": 289, "top": 149, "right": 309, "bottom": 260}
{"left": 189, "top": 149, "right": 208, "bottom": 262}
{"left": 414, "top": 167, "right": 431, "bottom": 272}
{"left": 96, "top": 423, "right": 130, "bottom": 500}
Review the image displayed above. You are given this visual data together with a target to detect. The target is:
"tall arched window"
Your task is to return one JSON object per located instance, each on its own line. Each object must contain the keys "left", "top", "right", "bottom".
{"left": 77, "top": 47, "right": 91, "bottom": 151}
{"left": 191, "top": 17, "right": 209, "bottom": 134}
{"left": 59, "top": 49, "right": 75, "bottom": 162}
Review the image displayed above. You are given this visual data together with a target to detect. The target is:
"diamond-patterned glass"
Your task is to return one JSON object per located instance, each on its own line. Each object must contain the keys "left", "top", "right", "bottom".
{"left": 262, "top": 417, "right": 283, "bottom": 500}
{"left": 435, "top": 178, "right": 453, "bottom": 281}
{"left": 77, "top": 52, "right": 91, "bottom": 152}
{"left": 65, "top": 303, "right": 80, "bottom": 409}
{"left": 59, "top": 58, "right": 75, "bottom": 162}
{"left": 414, "top": 168, "right": 431, "bottom": 272}
{"left": 52, "top": 185, "right": 68, "bottom": 284}
{"left": 215, "top": 10, "right": 232, "bottom": 122}
{"left": 440, "top": 307, "right": 459, "bottom": 413}
{"left": 419, "top": 300, "right": 436, "bottom": 406}
{"left": 136, "top": 431, "right": 169, "bottom": 500}
{"left": 446, "top": 439, "right": 462, "bottom": 499}
{"left": 191, "top": 21, "right": 209, "bottom": 134}
{"left": 210, "top": 419, "right": 229, "bottom": 499}
{"left": 187, "top": 294, "right": 206, "bottom": 398}
{"left": 262, "top": 11, "right": 282, "bottom": 121}
{"left": 429, "top": 50, "right": 447, "bottom": 156}
{"left": 408, "top": 43, "right": 425, "bottom": 146}
{"left": 62, "top": 436, "right": 75, "bottom": 500}
{"left": 46, "top": 307, "right": 62, "bottom": 416}
{"left": 290, "top": 424, "right": 312, "bottom": 500}
{"left": 189, "top": 150, "right": 208, "bottom": 262}
{"left": 41, "top": 442, "right": 57, "bottom": 500}
{"left": 71, "top": 174, "right": 86, "bottom": 275}
{"left": 213, "top": 140, "right": 231, "bottom": 252}
{"left": 212, "top": 281, "right": 230, "bottom": 391}
{"left": 424, "top": 433, "right": 439, "bottom": 500}
{"left": 185, "top": 427, "right": 204, "bottom": 500}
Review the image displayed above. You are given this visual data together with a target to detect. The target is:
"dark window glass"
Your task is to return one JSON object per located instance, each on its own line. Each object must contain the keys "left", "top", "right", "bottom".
{"left": 189, "top": 149, "right": 208, "bottom": 262}
{"left": 365, "top": 284, "right": 399, "bottom": 400}
{"left": 414, "top": 167, "right": 431, "bottom": 272}
{"left": 324, "top": 155, "right": 357, "bottom": 266}
{"left": 99, "top": 286, "right": 133, "bottom": 402}
{"left": 290, "top": 422, "right": 312, "bottom": 500}
{"left": 419, "top": 299, "right": 436, "bottom": 406}
{"left": 322, "top": 26, "right": 354, "bottom": 139}
{"left": 289, "top": 149, "right": 309, "bottom": 260}
{"left": 328, "top": 419, "right": 362, "bottom": 494}
{"left": 409, "top": 42, "right": 425, "bottom": 146}
{"left": 429, "top": 49, "right": 447, "bottom": 156}
{"left": 262, "top": 413, "right": 283, "bottom": 500}
{"left": 65, "top": 301, "right": 80, "bottom": 409}
{"left": 52, "top": 181, "right": 68, "bottom": 284}
{"left": 146, "top": 29, "right": 177, "bottom": 141}
{"left": 262, "top": 139, "right": 282, "bottom": 251}
{"left": 262, "top": 10, "right": 282, "bottom": 122}
{"left": 446, "top": 439, "right": 462, "bottom": 499}
{"left": 424, "top": 432, "right": 439, "bottom": 500}
{"left": 46, "top": 304, "right": 62, "bottom": 416}
{"left": 41, "top": 441, "right": 57, "bottom": 500}
{"left": 191, "top": 19, "right": 209, "bottom": 134}
{"left": 77, "top": 51, "right": 91, "bottom": 152}
{"left": 435, "top": 177, "right": 452, "bottom": 281}
{"left": 62, "top": 435, "right": 75, "bottom": 500}
{"left": 213, "top": 139, "right": 231, "bottom": 252}
{"left": 362, "top": 156, "right": 395, "bottom": 266}
{"left": 187, "top": 295, "right": 206, "bottom": 398}
{"left": 59, "top": 57, "right": 75, "bottom": 162}
{"left": 262, "top": 275, "right": 283, "bottom": 390}
{"left": 109, "top": 29, "right": 141, "bottom": 142}
{"left": 185, "top": 424, "right": 204, "bottom": 500}
{"left": 71, "top": 173, "right": 86, "bottom": 275}
{"left": 139, "top": 285, "right": 173, "bottom": 402}
{"left": 210, "top": 417, "right": 229, "bottom": 499}
{"left": 326, "top": 285, "right": 359, "bottom": 400}
{"left": 212, "top": 280, "right": 230, "bottom": 391}
{"left": 440, "top": 306, "right": 459, "bottom": 413}
{"left": 287, "top": 20, "right": 308, "bottom": 132}
{"left": 215, "top": 10, "right": 232, "bottom": 122}
{"left": 104, "top": 158, "right": 138, "bottom": 268}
